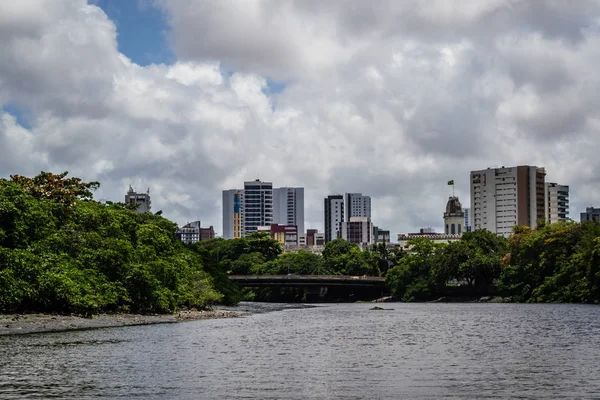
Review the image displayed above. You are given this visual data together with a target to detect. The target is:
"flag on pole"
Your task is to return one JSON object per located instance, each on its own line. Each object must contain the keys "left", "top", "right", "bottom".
{"left": 447, "top": 180, "right": 454, "bottom": 185}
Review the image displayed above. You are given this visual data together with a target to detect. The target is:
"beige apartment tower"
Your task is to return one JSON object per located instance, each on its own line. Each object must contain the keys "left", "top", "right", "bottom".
{"left": 470, "top": 166, "right": 546, "bottom": 236}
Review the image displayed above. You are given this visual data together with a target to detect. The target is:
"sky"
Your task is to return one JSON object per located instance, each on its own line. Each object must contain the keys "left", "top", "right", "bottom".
{"left": 1, "top": 0, "right": 600, "bottom": 237}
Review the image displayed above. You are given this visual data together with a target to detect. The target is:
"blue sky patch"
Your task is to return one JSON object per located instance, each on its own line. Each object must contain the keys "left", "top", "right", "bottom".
{"left": 2, "top": 104, "right": 32, "bottom": 130}
{"left": 94, "top": 0, "right": 175, "bottom": 66}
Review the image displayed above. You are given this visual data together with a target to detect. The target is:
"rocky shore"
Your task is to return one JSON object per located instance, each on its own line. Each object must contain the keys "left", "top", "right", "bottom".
{"left": 0, "top": 309, "right": 242, "bottom": 336}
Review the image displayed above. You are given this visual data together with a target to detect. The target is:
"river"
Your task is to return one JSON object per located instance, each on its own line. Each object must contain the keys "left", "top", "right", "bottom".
{"left": 1, "top": 302, "right": 599, "bottom": 399}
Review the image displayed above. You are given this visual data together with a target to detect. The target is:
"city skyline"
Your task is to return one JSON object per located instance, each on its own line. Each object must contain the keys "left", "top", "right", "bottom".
{"left": 1, "top": 1, "right": 600, "bottom": 239}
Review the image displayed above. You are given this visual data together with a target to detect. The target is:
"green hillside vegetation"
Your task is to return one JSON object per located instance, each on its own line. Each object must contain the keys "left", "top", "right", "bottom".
{"left": 0, "top": 172, "right": 222, "bottom": 314}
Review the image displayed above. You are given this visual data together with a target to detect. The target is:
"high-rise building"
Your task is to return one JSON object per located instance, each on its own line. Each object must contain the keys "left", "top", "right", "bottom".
{"left": 580, "top": 207, "right": 600, "bottom": 222}
{"left": 243, "top": 179, "right": 273, "bottom": 236}
{"left": 340, "top": 217, "right": 373, "bottom": 246}
{"left": 345, "top": 193, "right": 371, "bottom": 220}
{"left": 273, "top": 187, "right": 304, "bottom": 235}
{"left": 444, "top": 196, "right": 465, "bottom": 235}
{"left": 470, "top": 166, "right": 546, "bottom": 236}
{"left": 125, "top": 186, "right": 151, "bottom": 213}
{"left": 222, "top": 189, "right": 244, "bottom": 239}
{"left": 464, "top": 207, "right": 471, "bottom": 232}
{"left": 324, "top": 195, "right": 344, "bottom": 243}
{"left": 544, "top": 183, "right": 569, "bottom": 224}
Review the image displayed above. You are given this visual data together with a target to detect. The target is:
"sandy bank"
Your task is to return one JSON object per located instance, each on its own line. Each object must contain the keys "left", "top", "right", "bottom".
{"left": 0, "top": 309, "right": 242, "bottom": 336}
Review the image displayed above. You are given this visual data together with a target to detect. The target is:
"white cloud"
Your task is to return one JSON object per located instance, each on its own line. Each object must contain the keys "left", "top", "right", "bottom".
{"left": 1, "top": 0, "right": 600, "bottom": 236}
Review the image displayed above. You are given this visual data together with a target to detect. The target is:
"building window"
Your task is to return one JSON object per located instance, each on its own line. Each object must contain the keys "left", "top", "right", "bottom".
{"left": 451, "top": 224, "right": 456, "bottom": 234}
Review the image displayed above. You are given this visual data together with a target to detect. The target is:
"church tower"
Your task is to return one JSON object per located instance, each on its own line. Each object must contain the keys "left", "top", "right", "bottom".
{"left": 444, "top": 196, "right": 465, "bottom": 235}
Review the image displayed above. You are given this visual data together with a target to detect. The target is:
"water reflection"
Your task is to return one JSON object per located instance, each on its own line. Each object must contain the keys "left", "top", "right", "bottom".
{"left": 1, "top": 303, "right": 599, "bottom": 399}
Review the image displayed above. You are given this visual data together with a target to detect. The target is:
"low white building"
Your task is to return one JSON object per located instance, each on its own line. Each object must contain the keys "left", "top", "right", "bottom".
{"left": 178, "top": 221, "right": 201, "bottom": 244}
{"left": 397, "top": 233, "right": 462, "bottom": 250}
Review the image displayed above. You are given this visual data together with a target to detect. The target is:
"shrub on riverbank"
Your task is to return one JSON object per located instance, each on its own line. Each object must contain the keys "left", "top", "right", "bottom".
{"left": 0, "top": 172, "right": 222, "bottom": 314}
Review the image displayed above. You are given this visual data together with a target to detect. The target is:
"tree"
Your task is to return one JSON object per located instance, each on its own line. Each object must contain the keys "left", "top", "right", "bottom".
{"left": 10, "top": 171, "right": 99, "bottom": 211}
{"left": 385, "top": 238, "right": 443, "bottom": 301}
{"left": 0, "top": 174, "right": 224, "bottom": 314}
{"left": 246, "top": 232, "right": 283, "bottom": 261}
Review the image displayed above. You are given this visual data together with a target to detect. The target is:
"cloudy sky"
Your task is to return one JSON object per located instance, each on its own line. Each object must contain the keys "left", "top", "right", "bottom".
{"left": 1, "top": 0, "right": 599, "bottom": 236}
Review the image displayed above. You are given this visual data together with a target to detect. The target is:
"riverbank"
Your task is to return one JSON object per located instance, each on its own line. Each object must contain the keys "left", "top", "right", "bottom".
{"left": 0, "top": 309, "right": 242, "bottom": 336}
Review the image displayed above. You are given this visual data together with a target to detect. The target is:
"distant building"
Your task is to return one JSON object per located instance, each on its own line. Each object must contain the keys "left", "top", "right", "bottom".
{"left": 273, "top": 187, "right": 304, "bottom": 235}
{"left": 176, "top": 221, "right": 214, "bottom": 244}
{"left": 397, "top": 197, "right": 466, "bottom": 251}
{"left": 373, "top": 226, "right": 390, "bottom": 244}
{"left": 200, "top": 226, "right": 215, "bottom": 241}
{"left": 324, "top": 195, "right": 344, "bottom": 243}
{"left": 471, "top": 166, "right": 546, "bottom": 236}
{"left": 464, "top": 207, "right": 471, "bottom": 232}
{"left": 345, "top": 193, "right": 372, "bottom": 220}
{"left": 244, "top": 180, "right": 273, "bottom": 236}
{"left": 581, "top": 207, "right": 600, "bottom": 222}
{"left": 444, "top": 196, "right": 465, "bottom": 235}
{"left": 258, "top": 224, "right": 298, "bottom": 246}
{"left": 545, "top": 183, "right": 569, "bottom": 224}
{"left": 299, "top": 229, "right": 325, "bottom": 246}
{"left": 177, "top": 221, "right": 201, "bottom": 244}
{"left": 125, "top": 186, "right": 151, "bottom": 213}
{"left": 222, "top": 189, "right": 244, "bottom": 239}
{"left": 397, "top": 233, "right": 462, "bottom": 250}
{"left": 340, "top": 217, "right": 373, "bottom": 246}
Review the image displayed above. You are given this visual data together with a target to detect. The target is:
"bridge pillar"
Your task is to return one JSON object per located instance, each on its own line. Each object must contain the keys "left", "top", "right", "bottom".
{"left": 304, "top": 286, "right": 328, "bottom": 302}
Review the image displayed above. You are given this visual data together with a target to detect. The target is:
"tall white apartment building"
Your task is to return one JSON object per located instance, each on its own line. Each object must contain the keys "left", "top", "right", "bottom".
{"left": 324, "top": 195, "right": 344, "bottom": 243}
{"left": 243, "top": 179, "right": 273, "bottom": 236}
{"left": 222, "top": 189, "right": 244, "bottom": 239}
{"left": 345, "top": 193, "right": 371, "bottom": 219}
{"left": 464, "top": 207, "right": 471, "bottom": 232}
{"left": 470, "top": 166, "right": 546, "bottom": 236}
{"left": 545, "top": 183, "right": 569, "bottom": 224}
{"left": 273, "top": 187, "right": 305, "bottom": 235}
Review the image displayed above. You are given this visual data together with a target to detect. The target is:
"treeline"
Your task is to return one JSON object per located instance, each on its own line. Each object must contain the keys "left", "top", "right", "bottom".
{"left": 0, "top": 172, "right": 223, "bottom": 314}
{"left": 190, "top": 236, "right": 403, "bottom": 301}
{"left": 192, "top": 236, "right": 402, "bottom": 277}
{"left": 386, "top": 223, "right": 600, "bottom": 303}
{"left": 1, "top": 172, "right": 598, "bottom": 312}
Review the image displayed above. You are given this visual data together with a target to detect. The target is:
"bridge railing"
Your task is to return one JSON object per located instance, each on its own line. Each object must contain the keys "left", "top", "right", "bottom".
{"left": 228, "top": 274, "right": 385, "bottom": 281}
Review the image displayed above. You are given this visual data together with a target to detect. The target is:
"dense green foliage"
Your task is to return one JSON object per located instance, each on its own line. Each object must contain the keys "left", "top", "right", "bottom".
{"left": 386, "top": 231, "right": 509, "bottom": 301}
{"left": 497, "top": 221, "right": 600, "bottom": 303}
{"left": 192, "top": 236, "right": 401, "bottom": 278}
{"left": 0, "top": 172, "right": 222, "bottom": 314}
{"left": 386, "top": 224, "right": 600, "bottom": 303}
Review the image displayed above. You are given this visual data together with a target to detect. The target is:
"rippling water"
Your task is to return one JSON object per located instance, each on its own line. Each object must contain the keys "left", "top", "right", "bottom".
{"left": 1, "top": 303, "right": 600, "bottom": 399}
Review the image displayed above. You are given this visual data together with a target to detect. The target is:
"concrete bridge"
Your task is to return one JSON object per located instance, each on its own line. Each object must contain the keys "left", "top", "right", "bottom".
{"left": 228, "top": 275, "right": 388, "bottom": 301}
